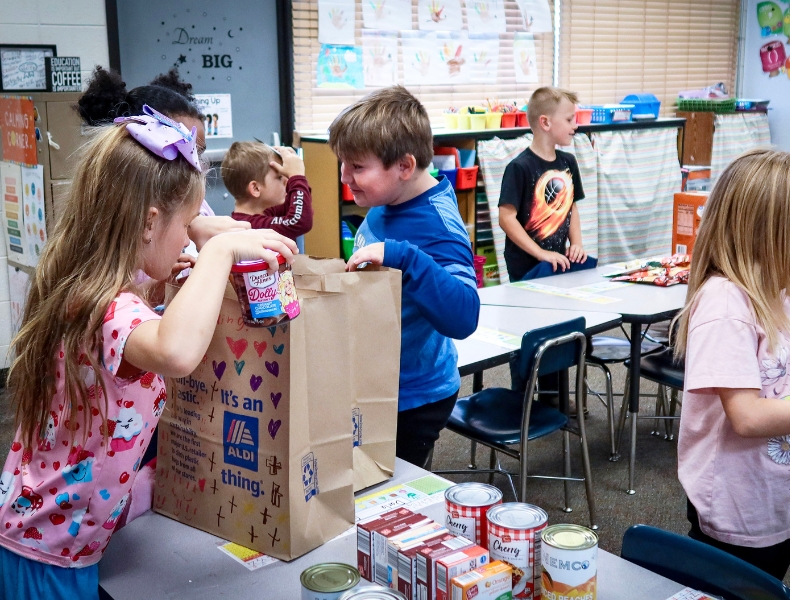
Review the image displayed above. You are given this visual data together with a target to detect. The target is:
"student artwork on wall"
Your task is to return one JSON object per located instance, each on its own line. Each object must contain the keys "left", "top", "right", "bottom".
{"left": 465, "top": 0, "right": 507, "bottom": 34}
{"left": 516, "top": 0, "right": 553, "bottom": 33}
{"left": 437, "top": 31, "right": 471, "bottom": 83}
{"left": 7, "top": 264, "right": 30, "bottom": 338}
{"left": 469, "top": 33, "right": 500, "bottom": 84}
{"left": 362, "top": 31, "right": 399, "bottom": 87}
{"left": 759, "top": 40, "right": 787, "bottom": 77}
{"left": 20, "top": 164, "right": 46, "bottom": 267}
{"left": 513, "top": 32, "right": 539, "bottom": 83}
{"left": 402, "top": 31, "right": 441, "bottom": 84}
{"left": 317, "top": 45, "right": 364, "bottom": 89}
{"left": 318, "top": 0, "right": 356, "bottom": 45}
{"left": 194, "top": 94, "right": 234, "bottom": 138}
{"left": 418, "top": 0, "right": 463, "bottom": 31}
{"left": 757, "top": 2, "right": 785, "bottom": 36}
{"left": 363, "top": 0, "right": 413, "bottom": 30}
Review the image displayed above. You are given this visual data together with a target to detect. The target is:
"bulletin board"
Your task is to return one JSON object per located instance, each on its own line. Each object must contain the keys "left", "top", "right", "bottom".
{"left": 293, "top": 0, "right": 556, "bottom": 132}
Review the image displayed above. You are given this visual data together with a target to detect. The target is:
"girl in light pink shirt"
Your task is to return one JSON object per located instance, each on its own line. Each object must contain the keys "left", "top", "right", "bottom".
{"left": 674, "top": 148, "right": 790, "bottom": 580}
{"left": 0, "top": 107, "right": 297, "bottom": 599}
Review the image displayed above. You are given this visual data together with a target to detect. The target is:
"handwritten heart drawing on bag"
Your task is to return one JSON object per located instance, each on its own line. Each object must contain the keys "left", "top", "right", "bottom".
{"left": 225, "top": 337, "right": 248, "bottom": 360}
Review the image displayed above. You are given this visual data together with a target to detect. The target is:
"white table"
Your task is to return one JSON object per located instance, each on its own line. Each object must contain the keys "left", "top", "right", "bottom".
{"left": 99, "top": 459, "right": 685, "bottom": 599}
{"left": 478, "top": 268, "right": 687, "bottom": 493}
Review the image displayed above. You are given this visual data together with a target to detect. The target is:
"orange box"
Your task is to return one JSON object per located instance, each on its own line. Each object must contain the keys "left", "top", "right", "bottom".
{"left": 450, "top": 560, "right": 513, "bottom": 600}
{"left": 672, "top": 192, "right": 708, "bottom": 255}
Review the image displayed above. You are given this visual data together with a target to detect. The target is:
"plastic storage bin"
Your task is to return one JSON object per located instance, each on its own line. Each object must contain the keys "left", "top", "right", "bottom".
{"left": 575, "top": 108, "right": 593, "bottom": 125}
{"left": 435, "top": 146, "right": 478, "bottom": 190}
{"left": 584, "top": 104, "right": 634, "bottom": 124}
{"left": 473, "top": 255, "right": 486, "bottom": 288}
{"left": 469, "top": 113, "right": 487, "bottom": 129}
{"left": 735, "top": 99, "right": 770, "bottom": 112}
{"left": 486, "top": 112, "right": 502, "bottom": 129}
{"left": 515, "top": 111, "right": 528, "bottom": 127}
{"left": 341, "top": 183, "right": 354, "bottom": 201}
{"left": 621, "top": 94, "right": 661, "bottom": 119}
{"left": 676, "top": 98, "right": 736, "bottom": 113}
{"left": 500, "top": 112, "right": 517, "bottom": 128}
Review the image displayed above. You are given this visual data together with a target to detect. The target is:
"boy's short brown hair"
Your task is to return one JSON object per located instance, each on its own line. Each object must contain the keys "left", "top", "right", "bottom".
{"left": 527, "top": 87, "right": 579, "bottom": 129}
{"left": 221, "top": 141, "right": 275, "bottom": 199}
{"left": 328, "top": 86, "right": 433, "bottom": 170}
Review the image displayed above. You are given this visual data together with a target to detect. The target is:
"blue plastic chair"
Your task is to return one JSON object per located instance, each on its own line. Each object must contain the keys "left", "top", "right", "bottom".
{"left": 621, "top": 525, "right": 790, "bottom": 600}
{"left": 434, "top": 318, "right": 597, "bottom": 529}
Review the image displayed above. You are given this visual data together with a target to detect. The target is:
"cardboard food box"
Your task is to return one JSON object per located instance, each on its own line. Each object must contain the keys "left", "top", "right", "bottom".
{"left": 155, "top": 257, "right": 401, "bottom": 561}
{"left": 450, "top": 560, "right": 513, "bottom": 600}
{"left": 358, "top": 509, "right": 432, "bottom": 584}
{"left": 397, "top": 533, "right": 469, "bottom": 600}
{"left": 386, "top": 522, "right": 448, "bottom": 588}
{"left": 435, "top": 545, "right": 490, "bottom": 600}
{"left": 415, "top": 536, "right": 479, "bottom": 600}
{"left": 672, "top": 192, "right": 708, "bottom": 255}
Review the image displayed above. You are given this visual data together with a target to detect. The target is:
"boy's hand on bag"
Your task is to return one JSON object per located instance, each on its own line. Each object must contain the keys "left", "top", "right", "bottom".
{"left": 188, "top": 215, "right": 251, "bottom": 250}
{"left": 270, "top": 146, "right": 305, "bottom": 179}
{"left": 347, "top": 243, "right": 385, "bottom": 271}
{"left": 566, "top": 244, "right": 587, "bottom": 264}
{"left": 209, "top": 229, "right": 298, "bottom": 271}
{"left": 540, "top": 250, "right": 570, "bottom": 272}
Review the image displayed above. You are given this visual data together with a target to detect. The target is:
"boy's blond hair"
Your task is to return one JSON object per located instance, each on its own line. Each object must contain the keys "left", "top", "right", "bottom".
{"left": 527, "top": 87, "right": 578, "bottom": 130}
{"left": 328, "top": 85, "right": 433, "bottom": 169}
{"left": 221, "top": 141, "right": 276, "bottom": 199}
{"left": 674, "top": 148, "right": 790, "bottom": 356}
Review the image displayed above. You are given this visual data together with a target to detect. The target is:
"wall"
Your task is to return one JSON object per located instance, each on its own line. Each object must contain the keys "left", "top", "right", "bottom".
{"left": 740, "top": 0, "right": 790, "bottom": 151}
{"left": 0, "top": 0, "right": 110, "bottom": 88}
{"left": 115, "top": 0, "right": 281, "bottom": 215}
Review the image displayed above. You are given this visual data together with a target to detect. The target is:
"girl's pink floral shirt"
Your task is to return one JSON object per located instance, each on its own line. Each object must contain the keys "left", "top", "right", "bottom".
{"left": 0, "top": 292, "right": 165, "bottom": 567}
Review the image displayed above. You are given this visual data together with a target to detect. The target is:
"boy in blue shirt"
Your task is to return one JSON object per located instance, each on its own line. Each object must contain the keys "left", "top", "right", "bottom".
{"left": 328, "top": 86, "right": 480, "bottom": 469}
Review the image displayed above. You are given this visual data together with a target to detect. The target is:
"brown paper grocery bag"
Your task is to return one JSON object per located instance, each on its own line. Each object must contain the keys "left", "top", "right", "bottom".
{"left": 155, "top": 279, "right": 355, "bottom": 561}
{"left": 293, "top": 257, "right": 401, "bottom": 492}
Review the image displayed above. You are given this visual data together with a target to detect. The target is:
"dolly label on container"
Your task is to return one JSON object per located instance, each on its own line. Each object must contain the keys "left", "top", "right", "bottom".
{"left": 302, "top": 452, "right": 318, "bottom": 501}
{"left": 223, "top": 412, "right": 259, "bottom": 471}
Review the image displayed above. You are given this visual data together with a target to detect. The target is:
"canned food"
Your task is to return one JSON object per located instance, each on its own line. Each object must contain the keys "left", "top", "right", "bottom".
{"left": 445, "top": 482, "right": 503, "bottom": 546}
{"left": 230, "top": 255, "right": 300, "bottom": 327}
{"left": 338, "top": 584, "right": 407, "bottom": 599}
{"left": 487, "top": 503, "right": 548, "bottom": 600}
{"left": 301, "top": 563, "right": 361, "bottom": 600}
{"left": 541, "top": 525, "right": 598, "bottom": 600}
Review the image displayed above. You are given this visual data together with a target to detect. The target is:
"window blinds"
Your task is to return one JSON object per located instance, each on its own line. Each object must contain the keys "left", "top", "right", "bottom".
{"left": 293, "top": 0, "right": 556, "bottom": 133}
{"left": 559, "top": 0, "right": 740, "bottom": 115}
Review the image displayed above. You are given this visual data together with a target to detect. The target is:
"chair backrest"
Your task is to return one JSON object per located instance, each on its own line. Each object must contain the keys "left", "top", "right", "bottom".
{"left": 621, "top": 525, "right": 790, "bottom": 600}
{"left": 516, "top": 317, "right": 587, "bottom": 380}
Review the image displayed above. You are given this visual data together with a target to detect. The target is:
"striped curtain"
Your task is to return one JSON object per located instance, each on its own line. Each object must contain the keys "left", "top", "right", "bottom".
{"left": 593, "top": 128, "right": 681, "bottom": 264}
{"left": 478, "top": 134, "right": 599, "bottom": 282}
{"left": 711, "top": 113, "right": 772, "bottom": 183}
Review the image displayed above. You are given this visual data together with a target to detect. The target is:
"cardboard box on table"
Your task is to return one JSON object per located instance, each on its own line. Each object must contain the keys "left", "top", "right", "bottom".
{"left": 672, "top": 192, "right": 708, "bottom": 255}
{"left": 154, "top": 257, "right": 401, "bottom": 560}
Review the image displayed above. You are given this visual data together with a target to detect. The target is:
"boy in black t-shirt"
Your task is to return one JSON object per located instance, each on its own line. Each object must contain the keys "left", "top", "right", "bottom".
{"left": 499, "top": 87, "right": 588, "bottom": 282}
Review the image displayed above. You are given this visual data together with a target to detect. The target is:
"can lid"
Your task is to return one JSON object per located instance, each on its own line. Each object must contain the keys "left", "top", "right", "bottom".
{"left": 487, "top": 503, "right": 548, "bottom": 530}
{"left": 445, "top": 482, "right": 503, "bottom": 507}
{"left": 231, "top": 254, "right": 285, "bottom": 272}
{"left": 300, "top": 563, "right": 360, "bottom": 593}
{"left": 338, "top": 586, "right": 407, "bottom": 600}
{"left": 542, "top": 524, "right": 598, "bottom": 550}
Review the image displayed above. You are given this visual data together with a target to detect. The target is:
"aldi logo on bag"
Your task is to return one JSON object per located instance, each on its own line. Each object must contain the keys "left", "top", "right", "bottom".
{"left": 223, "top": 412, "right": 259, "bottom": 471}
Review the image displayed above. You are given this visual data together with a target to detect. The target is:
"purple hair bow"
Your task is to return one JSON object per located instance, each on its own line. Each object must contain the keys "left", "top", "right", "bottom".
{"left": 114, "top": 104, "right": 201, "bottom": 172}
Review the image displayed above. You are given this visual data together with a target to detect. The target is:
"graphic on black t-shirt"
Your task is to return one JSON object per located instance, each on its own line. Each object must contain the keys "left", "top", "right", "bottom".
{"left": 525, "top": 169, "right": 575, "bottom": 243}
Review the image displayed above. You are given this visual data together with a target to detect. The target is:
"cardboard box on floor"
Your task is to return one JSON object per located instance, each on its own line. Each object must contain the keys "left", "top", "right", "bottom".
{"left": 154, "top": 257, "right": 401, "bottom": 560}
{"left": 672, "top": 192, "right": 708, "bottom": 256}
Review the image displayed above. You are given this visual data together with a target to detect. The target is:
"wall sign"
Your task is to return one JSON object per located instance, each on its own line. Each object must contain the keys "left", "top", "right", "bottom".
{"left": 0, "top": 96, "right": 37, "bottom": 167}
{"left": 45, "top": 57, "right": 82, "bottom": 92}
{"left": 0, "top": 45, "right": 57, "bottom": 92}
{"left": 194, "top": 94, "right": 233, "bottom": 138}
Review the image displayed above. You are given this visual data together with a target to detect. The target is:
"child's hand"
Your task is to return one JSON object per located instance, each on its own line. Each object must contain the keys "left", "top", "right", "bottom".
{"left": 171, "top": 253, "right": 196, "bottom": 276}
{"left": 207, "top": 229, "right": 298, "bottom": 271}
{"left": 346, "top": 243, "right": 385, "bottom": 271}
{"left": 270, "top": 146, "right": 305, "bottom": 179}
{"left": 188, "top": 215, "right": 251, "bottom": 250}
{"left": 539, "top": 250, "right": 570, "bottom": 272}
{"left": 566, "top": 244, "right": 587, "bottom": 264}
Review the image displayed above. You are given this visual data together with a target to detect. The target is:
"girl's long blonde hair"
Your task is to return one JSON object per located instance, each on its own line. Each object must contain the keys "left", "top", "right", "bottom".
{"left": 8, "top": 124, "right": 205, "bottom": 448}
{"left": 674, "top": 148, "right": 790, "bottom": 358}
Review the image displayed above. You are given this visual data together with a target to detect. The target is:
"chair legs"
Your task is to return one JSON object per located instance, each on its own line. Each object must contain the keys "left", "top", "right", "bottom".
{"left": 563, "top": 431, "right": 572, "bottom": 513}
{"left": 576, "top": 396, "right": 598, "bottom": 528}
{"left": 585, "top": 361, "right": 617, "bottom": 459}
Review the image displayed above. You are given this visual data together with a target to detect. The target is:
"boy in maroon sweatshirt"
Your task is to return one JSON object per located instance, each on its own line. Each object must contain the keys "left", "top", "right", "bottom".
{"left": 223, "top": 141, "right": 313, "bottom": 240}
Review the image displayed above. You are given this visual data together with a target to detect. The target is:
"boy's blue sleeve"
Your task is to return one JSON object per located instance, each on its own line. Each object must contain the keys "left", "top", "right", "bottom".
{"left": 383, "top": 239, "right": 480, "bottom": 339}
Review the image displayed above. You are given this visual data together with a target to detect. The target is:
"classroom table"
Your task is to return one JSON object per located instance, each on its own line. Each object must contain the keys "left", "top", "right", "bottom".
{"left": 478, "top": 267, "right": 688, "bottom": 494}
{"left": 99, "top": 459, "right": 686, "bottom": 599}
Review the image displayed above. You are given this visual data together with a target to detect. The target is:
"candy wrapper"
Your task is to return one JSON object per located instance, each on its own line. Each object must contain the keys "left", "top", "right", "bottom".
{"left": 609, "top": 254, "right": 690, "bottom": 287}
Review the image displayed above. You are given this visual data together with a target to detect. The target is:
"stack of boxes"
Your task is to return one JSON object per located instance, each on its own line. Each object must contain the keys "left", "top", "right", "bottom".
{"left": 356, "top": 507, "right": 513, "bottom": 600}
